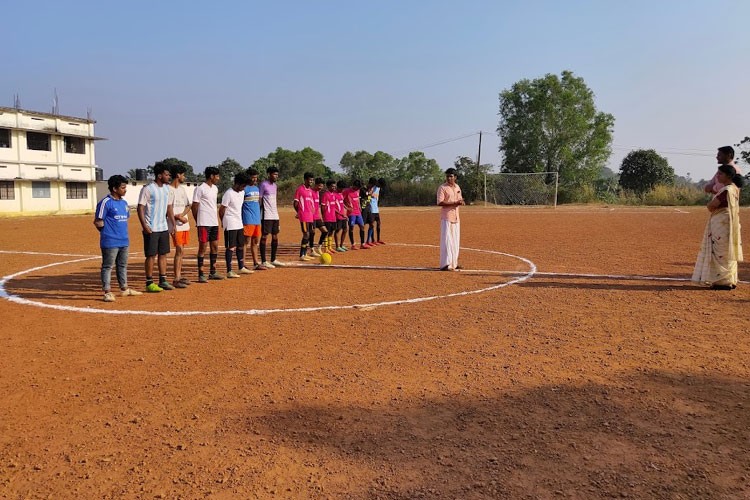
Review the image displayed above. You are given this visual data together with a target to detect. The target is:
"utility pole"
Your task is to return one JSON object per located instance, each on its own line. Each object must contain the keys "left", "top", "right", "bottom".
{"left": 476, "top": 131, "right": 482, "bottom": 204}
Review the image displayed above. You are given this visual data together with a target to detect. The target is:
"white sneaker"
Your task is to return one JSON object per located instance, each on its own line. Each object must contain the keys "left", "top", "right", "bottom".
{"left": 226, "top": 271, "right": 241, "bottom": 279}
{"left": 271, "top": 260, "right": 285, "bottom": 267}
{"left": 103, "top": 292, "right": 116, "bottom": 302}
{"left": 300, "top": 255, "right": 314, "bottom": 262}
{"left": 310, "top": 248, "right": 321, "bottom": 257}
{"left": 120, "top": 288, "right": 143, "bottom": 297}
{"left": 262, "top": 261, "right": 275, "bottom": 269}
{"left": 240, "top": 267, "right": 254, "bottom": 274}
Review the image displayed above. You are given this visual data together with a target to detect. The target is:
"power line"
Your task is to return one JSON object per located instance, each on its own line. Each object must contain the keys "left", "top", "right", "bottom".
{"left": 390, "top": 132, "right": 480, "bottom": 155}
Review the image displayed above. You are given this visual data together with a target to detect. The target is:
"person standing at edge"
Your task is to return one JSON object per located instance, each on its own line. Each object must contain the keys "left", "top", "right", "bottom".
{"left": 259, "top": 166, "right": 285, "bottom": 268}
{"left": 192, "top": 166, "right": 223, "bottom": 282}
{"left": 94, "top": 175, "right": 142, "bottom": 302}
{"left": 137, "top": 164, "right": 176, "bottom": 292}
{"left": 169, "top": 163, "right": 191, "bottom": 288}
{"left": 705, "top": 146, "right": 741, "bottom": 194}
{"left": 437, "top": 167, "right": 464, "bottom": 271}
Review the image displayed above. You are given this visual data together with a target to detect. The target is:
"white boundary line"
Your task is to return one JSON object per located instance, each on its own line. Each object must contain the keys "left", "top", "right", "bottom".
{"left": 0, "top": 244, "right": 537, "bottom": 316}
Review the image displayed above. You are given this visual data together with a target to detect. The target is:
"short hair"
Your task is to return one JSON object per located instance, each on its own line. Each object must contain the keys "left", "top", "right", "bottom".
{"left": 153, "top": 163, "right": 170, "bottom": 178}
{"left": 336, "top": 180, "right": 347, "bottom": 190}
{"left": 718, "top": 146, "right": 735, "bottom": 159}
{"left": 108, "top": 174, "right": 128, "bottom": 192}
{"left": 234, "top": 172, "right": 249, "bottom": 186}
{"left": 314, "top": 177, "right": 324, "bottom": 185}
{"left": 368, "top": 177, "right": 377, "bottom": 185}
{"left": 267, "top": 166, "right": 279, "bottom": 174}
{"left": 326, "top": 179, "right": 336, "bottom": 187}
{"left": 377, "top": 177, "right": 386, "bottom": 187}
{"left": 445, "top": 168, "right": 457, "bottom": 176}
{"left": 247, "top": 168, "right": 259, "bottom": 177}
{"left": 204, "top": 166, "right": 220, "bottom": 178}
{"left": 169, "top": 164, "right": 187, "bottom": 178}
{"left": 352, "top": 179, "right": 362, "bottom": 188}
{"left": 304, "top": 172, "right": 315, "bottom": 180}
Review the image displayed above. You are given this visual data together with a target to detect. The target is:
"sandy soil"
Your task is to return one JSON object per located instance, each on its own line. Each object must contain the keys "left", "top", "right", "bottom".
{"left": 1, "top": 205, "right": 749, "bottom": 499}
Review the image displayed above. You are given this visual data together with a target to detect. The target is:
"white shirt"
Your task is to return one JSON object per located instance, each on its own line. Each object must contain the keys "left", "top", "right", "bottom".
{"left": 221, "top": 188, "right": 244, "bottom": 231}
{"left": 170, "top": 184, "right": 191, "bottom": 232}
{"left": 138, "top": 182, "right": 174, "bottom": 232}
{"left": 193, "top": 182, "right": 219, "bottom": 227}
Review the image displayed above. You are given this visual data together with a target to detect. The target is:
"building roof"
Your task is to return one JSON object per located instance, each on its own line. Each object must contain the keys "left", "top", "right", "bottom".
{"left": 0, "top": 106, "right": 96, "bottom": 124}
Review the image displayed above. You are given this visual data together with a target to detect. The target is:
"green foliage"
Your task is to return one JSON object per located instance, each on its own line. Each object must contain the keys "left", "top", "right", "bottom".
{"left": 339, "top": 150, "right": 398, "bottom": 182}
{"left": 209, "top": 157, "right": 245, "bottom": 195}
{"left": 152, "top": 157, "right": 201, "bottom": 183}
{"left": 618, "top": 149, "right": 674, "bottom": 194}
{"left": 498, "top": 70, "right": 614, "bottom": 186}
{"left": 735, "top": 136, "right": 750, "bottom": 169}
{"left": 393, "top": 151, "right": 442, "bottom": 183}
{"left": 251, "top": 147, "right": 332, "bottom": 182}
{"left": 383, "top": 180, "right": 440, "bottom": 206}
{"left": 453, "top": 156, "right": 493, "bottom": 203}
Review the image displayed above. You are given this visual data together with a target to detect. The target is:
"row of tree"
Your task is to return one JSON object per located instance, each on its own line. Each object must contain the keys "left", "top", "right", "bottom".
{"left": 126, "top": 70, "right": 748, "bottom": 203}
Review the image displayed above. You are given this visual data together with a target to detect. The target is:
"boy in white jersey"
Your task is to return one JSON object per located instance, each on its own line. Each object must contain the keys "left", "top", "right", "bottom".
{"left": 169, "top": 164, "right": 191, "bottom": 288}
{"left": 137, "top": 163, "right": 175, "bottom": 292}
{"left": 219, "top": 172, "right": 249, "bottom": 278}
{"left": 192, "top": 166, "right": 223, "bottom": 282}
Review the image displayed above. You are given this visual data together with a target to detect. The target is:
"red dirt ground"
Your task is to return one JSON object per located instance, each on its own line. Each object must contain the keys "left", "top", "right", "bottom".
{"left": 1, "top": 205, "right": 749, "bottom": 499}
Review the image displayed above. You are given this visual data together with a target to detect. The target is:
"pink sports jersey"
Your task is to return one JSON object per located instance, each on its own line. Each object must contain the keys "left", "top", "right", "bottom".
{"left": 294, "top": 185, "right": 315, "bottom": 223}
{"left": 321, "top": 191, "right": 338, "bottom": 222}
{"left": 343, "top": 187, "right": 361, "bottom": 216}
{"left": 334, "top": 192, "right": 347, "bottom": 220}
{"left": 312, "top": 189, "right": 323, "bottom": 220}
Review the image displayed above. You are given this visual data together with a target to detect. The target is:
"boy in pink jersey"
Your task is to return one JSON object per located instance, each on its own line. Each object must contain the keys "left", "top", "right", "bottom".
{"left": 335, "top": 180, "right": 349, "bottom": 252}
{"left": 311, "top": 177, "right": 329, "bottom": 255}
{"left": 294, "top": 172, "right": 316, "bottom": 261}
{"left": 343, "top": 179, "right": 367, "bottom": 250}
{"left": 321, "top": 179, "right": 340, "bottom": 251}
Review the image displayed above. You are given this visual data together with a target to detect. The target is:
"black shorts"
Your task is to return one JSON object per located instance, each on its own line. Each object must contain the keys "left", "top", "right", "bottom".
{"left": 143, "top": 230, "right": 170, "bottom": 257}
{"left": 336, "top": 219, "right": 347, "bottom": 231}
{"left": 224, "top": 229, "right": 245, "bottom": 248}
{"left": 313, "top": 219, "right": 325, "bottom": 229}
{"left": 197, "top": 226, "right": 219, "bottom": 243}
{"left": 367, "top": 212, "right": 381, "bottom": 224}
{"left": 299, "top": 221, "right": 314, "bottom": 234}
{"left": 325, "top": 222, "right": 337, "bottom": 233}
{"left": 262, "top": 219, "right": 280, "bottom": 235}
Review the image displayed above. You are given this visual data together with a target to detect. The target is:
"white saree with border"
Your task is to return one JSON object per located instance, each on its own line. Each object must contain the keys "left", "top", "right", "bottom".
{"left": 692, "top": 184, "right": 743, "bottom": 286}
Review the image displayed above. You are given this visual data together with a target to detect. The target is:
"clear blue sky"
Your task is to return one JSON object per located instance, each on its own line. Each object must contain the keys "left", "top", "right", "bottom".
{"left": 4, "top": 0, "right": 748, "bottom": 181}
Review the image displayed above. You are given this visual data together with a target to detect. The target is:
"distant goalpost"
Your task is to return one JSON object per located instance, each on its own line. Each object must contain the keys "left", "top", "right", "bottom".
{"left": 483, "top": 172, "right": 559, "bottom": 207}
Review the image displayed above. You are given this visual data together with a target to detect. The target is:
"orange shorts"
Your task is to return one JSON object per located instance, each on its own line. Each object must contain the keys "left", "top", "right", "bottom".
{"left": 172, "top": 230, "right": 190, "bottom": 247}
{"left": 243, "top": 224, "right": 261, "bottom": 238}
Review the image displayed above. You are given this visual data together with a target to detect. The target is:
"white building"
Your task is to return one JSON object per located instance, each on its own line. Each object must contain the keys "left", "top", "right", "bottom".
{"left": 0, "top": 106, "right": 103, "bottom": 216}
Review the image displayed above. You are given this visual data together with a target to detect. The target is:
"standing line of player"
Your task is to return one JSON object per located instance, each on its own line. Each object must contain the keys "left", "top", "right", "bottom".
{"left": 95, "top": 165, "right": 387, "bottom": 301}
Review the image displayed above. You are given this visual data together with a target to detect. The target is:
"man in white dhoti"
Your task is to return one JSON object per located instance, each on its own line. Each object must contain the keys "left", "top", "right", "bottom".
{"left": 437, "top": 168, "right": 464, "bottom": 271}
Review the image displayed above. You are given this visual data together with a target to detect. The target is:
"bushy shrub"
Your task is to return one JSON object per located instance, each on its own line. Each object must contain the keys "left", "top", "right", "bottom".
{"left": 381, "top": 181, "right": 439, "bottom": 206}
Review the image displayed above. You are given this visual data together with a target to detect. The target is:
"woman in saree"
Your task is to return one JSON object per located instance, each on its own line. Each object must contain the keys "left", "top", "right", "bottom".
{"left": 692, "top": 164, "right": 744, "bottom": 290}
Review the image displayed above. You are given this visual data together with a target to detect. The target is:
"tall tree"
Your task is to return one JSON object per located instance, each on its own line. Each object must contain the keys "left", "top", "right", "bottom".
{"left": 393, "top": 151, "right": 442, "bottom": 183}
{"left": 251, "top": 147, "right": 332, "bottom": 181}
{"left": 151, "top": 157, "right": 200, "bottom": 183}
{"left": 498, "top": 70, "right": 615, "bottom": 186}
{"left": 735, "top": 136, "right": 750, "bottom": 171}
{"left": 453, "top": 156, "right": 493, "bottom": 203}
{"left": 618, "top": 149, "right": 674, "bottom": 194}
{"left": 339, "top": 150, "right": 398, "bottom": 181}
{"left": 210, "top": 157, "right": 245, "bottom": 195}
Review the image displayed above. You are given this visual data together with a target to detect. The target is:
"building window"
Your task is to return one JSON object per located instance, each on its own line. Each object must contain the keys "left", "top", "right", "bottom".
{"left": 0, "top": 128, "right": 10, "bottom": 148}
{"left": 27, "top": 132, "right": 51, "bottom": 151}
{"left": 0, "top": 181, "right": 13, "bottom": 200}
{"left": 66, "top": 182, "right": 88, "bottom": 199}
{"left": 65, "top": 136, "right": 85, "bottom": 154}
{"left": 32, "top": 181, "right": 51, "bottom": 198}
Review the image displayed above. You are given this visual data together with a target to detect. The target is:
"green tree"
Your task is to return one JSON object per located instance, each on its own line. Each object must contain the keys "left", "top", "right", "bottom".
{"left": 453, "top": 156, "right": 493, "bottom": 203}
{"left": 210, "top": 157, "right": 245, "bottom": 195}
{"left": 339, "top": 150, "right": 398, "bottom": 181}
{"left": 393, "top": 151, "right": 442, "bottom": 183}
{"left": 735, "top": 136, "right": 749, "bottom": 172}
{"left": 152, "top": 157, "right": 200, "bottom": 183}
{"left": 251, "top": 147, "right": 332, "bottom": 181}
{"left": 618, "top": 149, "right": 674, "bottom": 194}
{"left": 497, "top": 70, "right": 615, "bottom": 186}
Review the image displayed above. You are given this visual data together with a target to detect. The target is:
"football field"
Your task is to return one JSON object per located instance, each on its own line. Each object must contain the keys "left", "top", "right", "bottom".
{"left": 1, "top": 205, "right": 749, "bottom": 498}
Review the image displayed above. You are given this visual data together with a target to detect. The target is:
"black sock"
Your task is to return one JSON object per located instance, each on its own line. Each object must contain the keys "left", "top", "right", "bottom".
{"left": 348, "top": 229, "right": 354, "bottom": 245}
{"left": 146, "top": 276, "right": 153, "bottom": 286}
{"left": 159, "top": 274, "right": 166, "bottom": 284}
{"left": 300, "top": 237, "right": 307, "bottom": 257}
{"left": 237, "top": 248, "right": 245, "bottom": 269}
{"left": 197, "top": 256, "right": 205, "bottom": 275}
{"left": 209, "top": 253, "right": 217, "bottom": 273}
{"left": 260, "top": 239, "right": 267, "bottom": 263}
{"left": 225, "top": 249, "right": 233, "bottom": 272}
{"left": 271, "top": 240, "right": 278, "bottom": 261}
{"left": 359, "top": 228, "right": 365, "bottom": 245}
{"left": 318, "top": 232, "right": 327, "bottom": 245}
{"left": 377, "top": 225, "right": 381, "bottom": 241}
